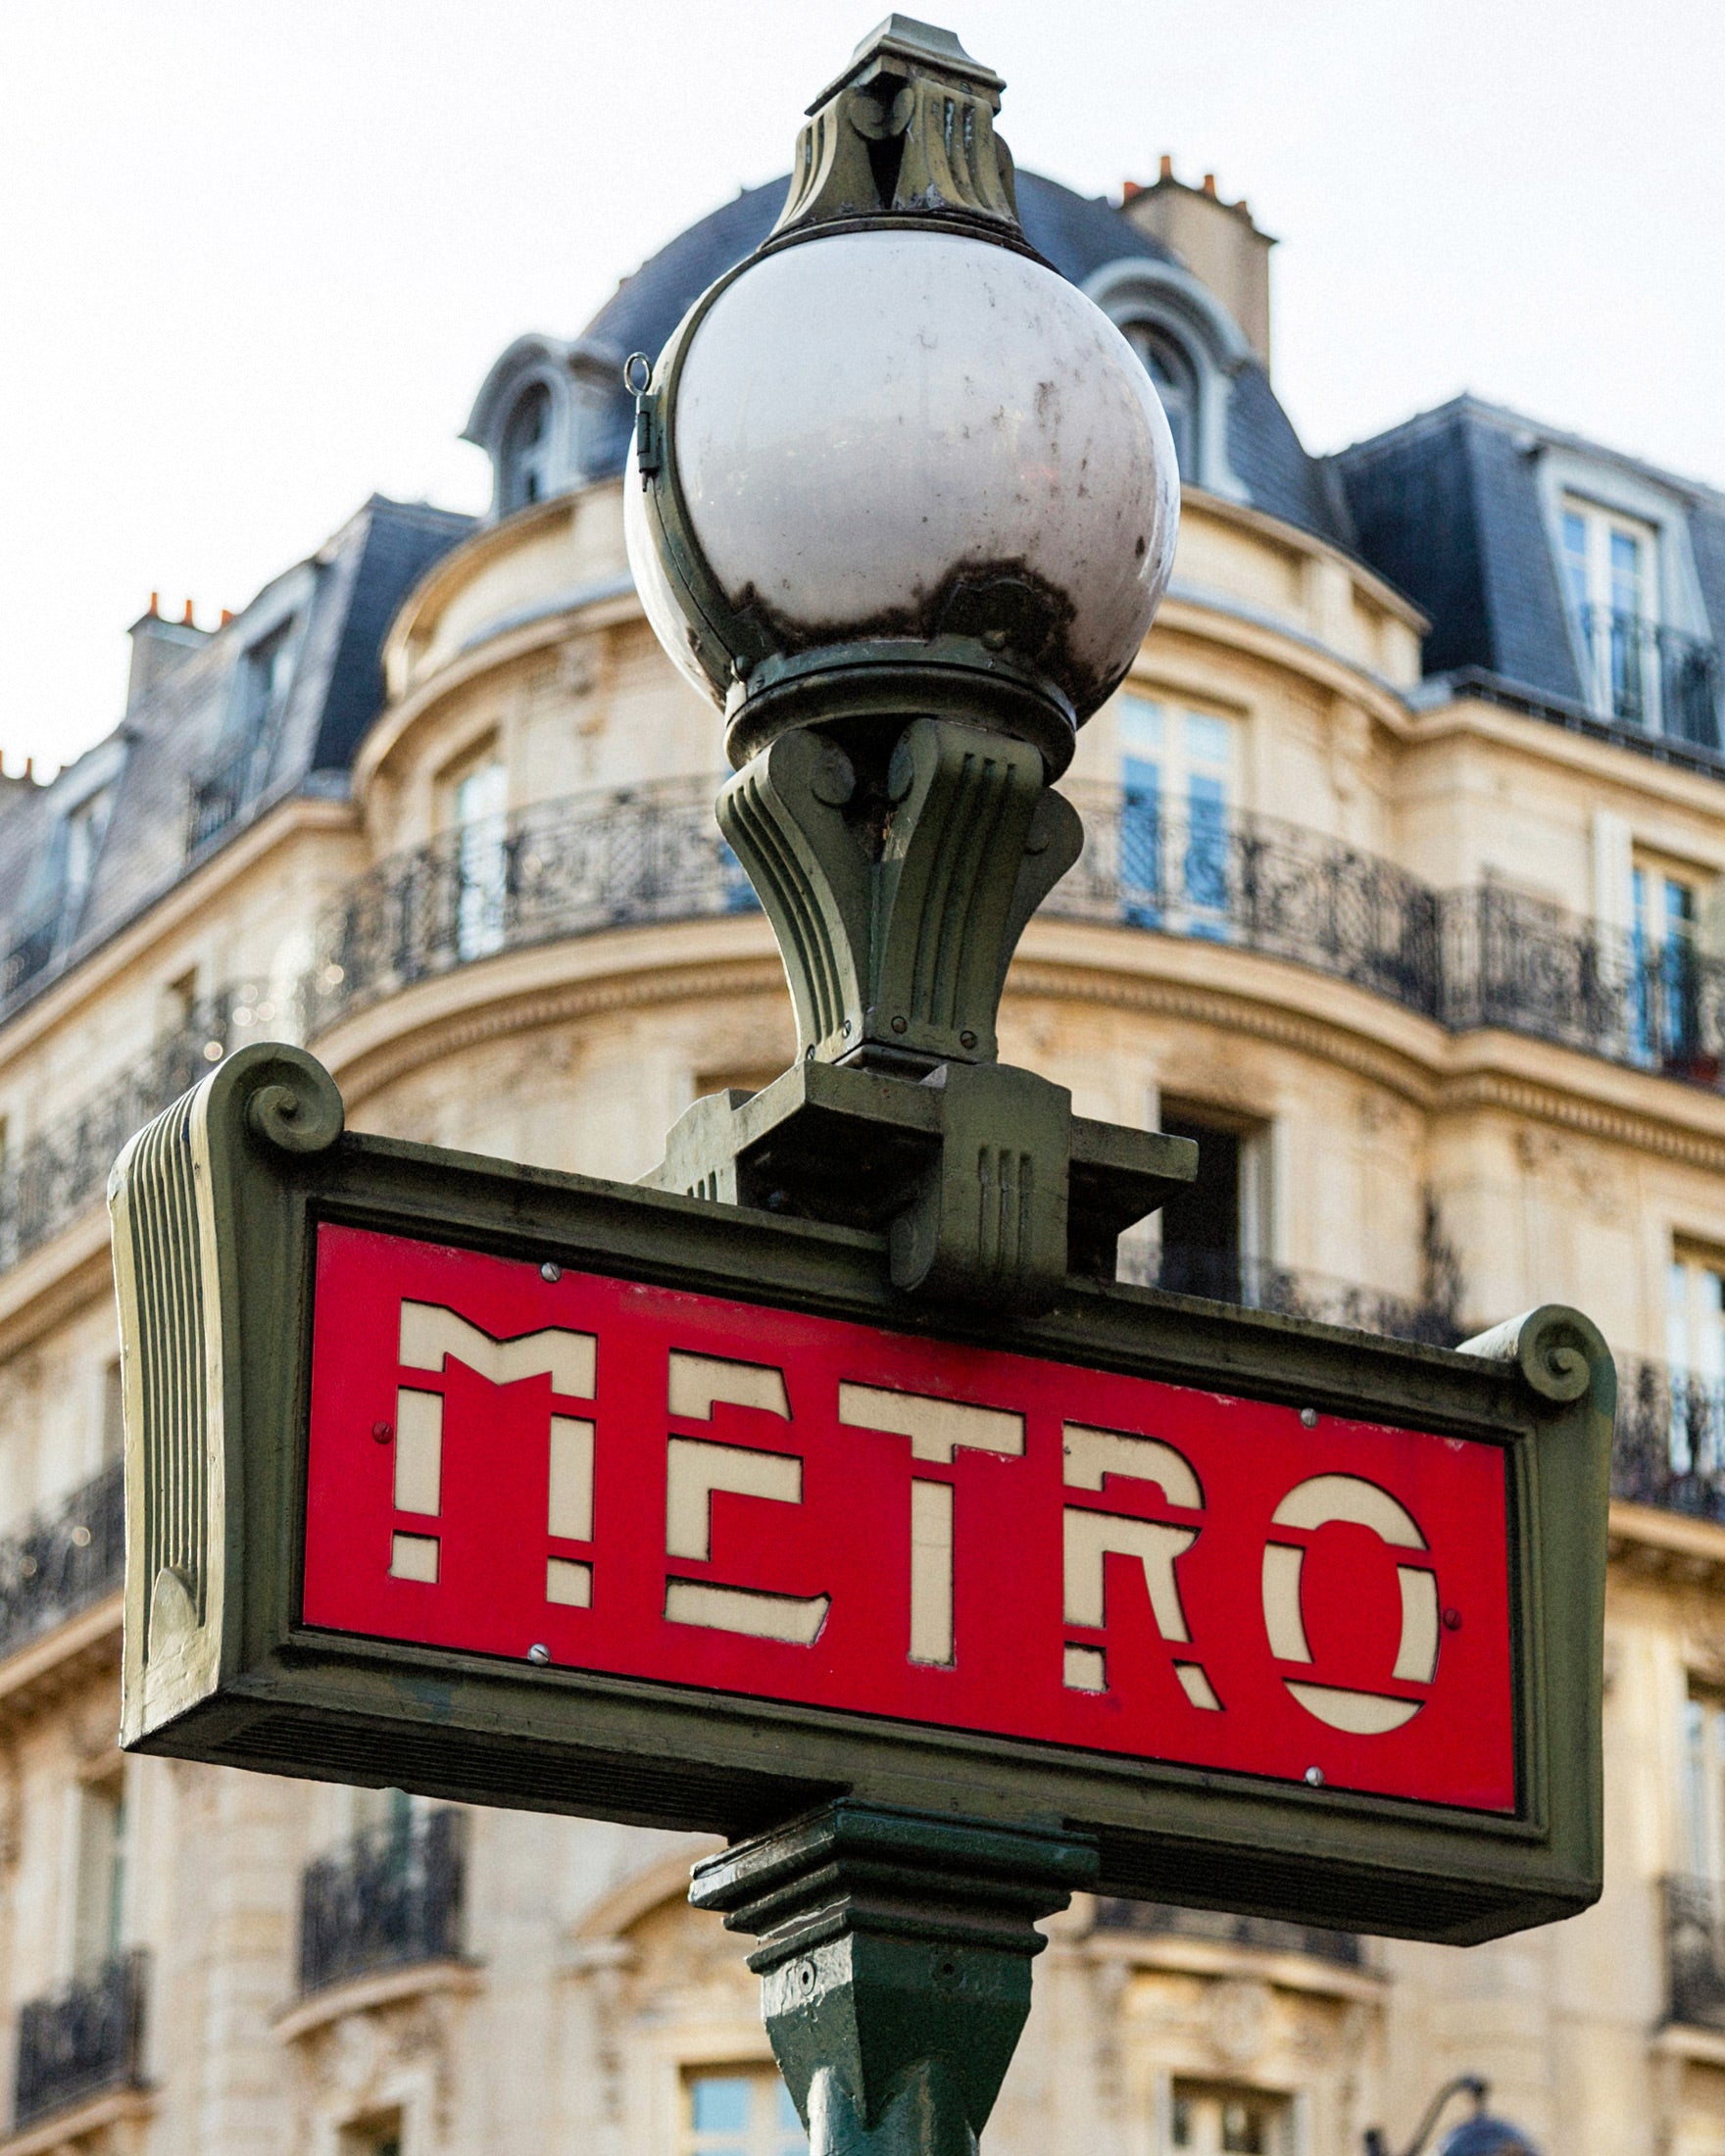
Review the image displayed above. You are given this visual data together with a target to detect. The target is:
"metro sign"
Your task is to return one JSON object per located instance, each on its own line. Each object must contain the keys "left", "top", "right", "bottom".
{"left": 112, "top": 1049, "right": 1611, "bottom": 1944}
{"left": 306, "top": 1227, "right": 1513, "bottom": 1812}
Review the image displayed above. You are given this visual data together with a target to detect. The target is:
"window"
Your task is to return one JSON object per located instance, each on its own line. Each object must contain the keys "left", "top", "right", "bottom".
{"left": 339, "top": 2113, "right": 403, "bottom": 2156}
{"left": 501, "top": 383, "right": 557, "bottom": 514}
{"left": 71, "top": 1776, "right": 125, "bottom": 1980}
{"left": 1667, "top": 1251, "right": 1725, "bottom": 1481}
{"left": 1633, "top": 864, "right": 1700, "bottom": 1068}
{"left": 1155, "top": 1102, "right": 1270, "bottom": 1305}
{"left": 1123, "top": 323, "right": 1199, "bottom": 481}
{"left": 1117, "top": 698, "right": 1237, "bottom": 935}
{"left": 683, "top": 2069, "right": 806, "bottom": 2156}
{"left": 1170, "top": 2083, "right": 1291, "bottom": 2156}
{"left": 1686, "top": 1688, "right": 1725, "bottom": 1882}
{"left": 60, "top": 789, "right": 114, "bottom": 925}
{"left": 243, "top": 620, "right": 296, "bottom": 737}
{"left": 163, "top": 966, "right": 200, "bottom": 1033}
{"left": 438, "top": 744, "right": 509, "bottom": 960}
{"left": 1561, "top": 498, "right": 1661, "bottom": 727}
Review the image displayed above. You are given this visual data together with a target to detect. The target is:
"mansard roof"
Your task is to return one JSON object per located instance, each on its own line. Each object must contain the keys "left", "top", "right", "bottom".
{"left": 493, "top": 171, "right": 1354, "bottom": 551}
{"left": 0, "top": 495, "right": 470, "bottom": 1018}
{"left": 1335, "top": 396, "right": 1725, "bottom": 723}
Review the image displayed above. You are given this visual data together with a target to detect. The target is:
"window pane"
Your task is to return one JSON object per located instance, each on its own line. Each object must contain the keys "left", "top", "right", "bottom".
{"left": 1118, "top": 698, "right": 1164, "bottom": 756}
{"left": 1185, "top": 711, "right": 1232, "bottom": 765}
{"left": 1610, "top": 528, "right": 1644, "bottom": 614}
{"left": 1562, "top": 511, "right": 1589, "bottom": 614}
{"left": 691, "top": 2079, "right": 753, "bottom": 2135}
{"left": 1221, "top": 2099, "right": 1267, "bottom": 2154}
{"left": 1172, "top": 2095, "right": 1194, "bottom": 2149}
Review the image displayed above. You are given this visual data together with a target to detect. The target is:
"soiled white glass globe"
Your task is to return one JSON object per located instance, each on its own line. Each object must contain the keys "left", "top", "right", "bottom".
{"left": 625, "top": 226, "right": 1180, "bottom": 724}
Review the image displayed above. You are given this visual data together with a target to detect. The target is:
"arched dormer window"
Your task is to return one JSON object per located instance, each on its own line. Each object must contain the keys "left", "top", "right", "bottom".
{"left": 1123, "top": 322, "right": 1200, "bottom": 482}
{"left": 501, "top": 382, "right": 557, "bottom": 514}
{"left": 1085, "top": 260, "right": 1254, "bottom": 505}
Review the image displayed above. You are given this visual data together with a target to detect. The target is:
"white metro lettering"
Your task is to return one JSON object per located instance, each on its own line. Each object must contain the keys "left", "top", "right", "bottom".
{"left": 1261, "top": 1473, "right": 1439, "bottom": 1734}
{"left": 1060, "top": 1424, "right": 1215, "bottom": 1707}
{"left": 665, "top": 1352, "right": 828, "bottom": 1644}
{"left": 393, "top": 1301, "right": 596, "bottom": 1598}
{"left": 836, "top": 1383, "right": 1025, "bottom": 1666}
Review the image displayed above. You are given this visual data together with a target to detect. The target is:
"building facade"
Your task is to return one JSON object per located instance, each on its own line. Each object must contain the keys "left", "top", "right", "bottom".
{"left": 0, "top": 148, "right": 1722, "bottom": 2156}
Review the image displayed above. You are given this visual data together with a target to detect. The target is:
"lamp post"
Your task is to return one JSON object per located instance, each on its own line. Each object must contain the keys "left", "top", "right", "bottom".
{"left": 630, "top": 12, "right": 1191, "bottom": 1315}
{"left": 626, "top": 18, "right": 1187, "bottom": 2156}
{"left": 1365, "top": 2077, "right": 1541, "bottom": 2156}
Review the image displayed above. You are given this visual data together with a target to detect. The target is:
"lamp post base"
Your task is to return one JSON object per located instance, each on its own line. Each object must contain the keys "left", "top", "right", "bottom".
{"left": 691, "top": 1801, "right": 1098, "bottom": 2156}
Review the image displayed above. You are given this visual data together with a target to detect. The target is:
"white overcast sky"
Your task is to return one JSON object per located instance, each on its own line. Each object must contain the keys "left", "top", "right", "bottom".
{"left": 1, "top": 0, "right": 1720, "bottom": 777}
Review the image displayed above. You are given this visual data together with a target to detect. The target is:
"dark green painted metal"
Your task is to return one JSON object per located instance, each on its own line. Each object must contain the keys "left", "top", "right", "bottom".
{"left": 768, "top": 19, "right": 1026, "bottom": 256}
{"left": 692, "top": 1800, "right": 1094, "bottom": 2156}
{"left": 111, "top": 1043, "right": 1611, "bottom": 1946}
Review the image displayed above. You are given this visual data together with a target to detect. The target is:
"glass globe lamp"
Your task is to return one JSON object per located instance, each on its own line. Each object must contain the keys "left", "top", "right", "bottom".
{"left": 624, "top": 18, "right": 1180, "bottom": 781}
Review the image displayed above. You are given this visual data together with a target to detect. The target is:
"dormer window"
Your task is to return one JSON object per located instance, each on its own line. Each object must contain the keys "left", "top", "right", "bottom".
{"left": 1123, "top": 322, "right": 1199, "bottom": 481}
{"left": 243, "top": 619, "right": 295, "bottom": 735}
{"left": 1554, "top": 496, "right": 1721, "bottom": 749}
{"left": 62, "top": 789, "right": 113, "bottom": 921}
{"left": 1561, "top": 498, "right": 1659, "bottom": 726}
{"left": 501, "top": 384, "right": 557, "bottom": 514}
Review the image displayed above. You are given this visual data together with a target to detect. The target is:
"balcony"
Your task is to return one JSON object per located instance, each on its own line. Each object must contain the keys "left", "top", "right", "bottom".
{"left": 0, "top": 1461, "right": 123, "bottom": 1668}
{"left": 304, "top": 777, "right": 747, "bottom": 1030}
{"left": 12, "top": 1950, "right": 148, "bottom": 2132}
{"left": 304, "top": 782, "right": 1725, "bottom": 1106}
{"left": 1132, "top": 1245, "right": 1464, "bottom": 1348}
{"left": 0, "top": 994, "right": 240, "bottom": 1278}
{"left": 1094, "top": 1897, "right": 1363, "bottom": 1967}
{"left": 298, "top": 1807, "right": 468, "bottom": 1998}
{"left": 184, "top": 742, "right": 257, "bottom": 858}
{"left": 1613, "top": 1360, "right": 1725, "bottom": 1526}
{"left": 1665, "top": 1876, "right": 1725, "bottom": 2031}
{"left": 1, "top": 915, "right": 59, "bottom": 1006}
{"left": 1578, "top": 607, "right": 1722, "bottom": 751}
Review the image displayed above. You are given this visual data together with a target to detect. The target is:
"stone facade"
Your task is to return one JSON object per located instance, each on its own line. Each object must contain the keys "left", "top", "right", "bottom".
{"left": 0, "top": 156, "right": 1721, "bottom": 2156}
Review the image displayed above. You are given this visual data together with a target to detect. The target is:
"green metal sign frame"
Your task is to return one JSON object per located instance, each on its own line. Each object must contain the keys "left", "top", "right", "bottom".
{"left": 111, "top": 1045, "right": 1610, "bottom": 1946}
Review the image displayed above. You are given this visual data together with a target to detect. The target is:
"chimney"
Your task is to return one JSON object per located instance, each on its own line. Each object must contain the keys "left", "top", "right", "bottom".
{"left": 1119, "top": 157, "right": 1276, "bottom": 370}
{"left": 126, "top": 595, "right": 211, "bottom": 713}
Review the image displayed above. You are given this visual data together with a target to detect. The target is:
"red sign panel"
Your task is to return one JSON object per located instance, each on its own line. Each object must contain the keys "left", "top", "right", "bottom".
{"left": 303, "top": 1225, "right": 1515, "bottom": 1811}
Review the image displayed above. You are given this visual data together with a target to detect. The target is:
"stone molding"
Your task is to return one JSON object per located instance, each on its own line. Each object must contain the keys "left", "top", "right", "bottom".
{"left": 0, "top": 2084, "right": 153, "bottom": 2156}
{"left": 272, "top": 1960, "right": 482, "bottom": 2047}
{"left": 0, "top": 1592, "right": 121, "bottom": 1734}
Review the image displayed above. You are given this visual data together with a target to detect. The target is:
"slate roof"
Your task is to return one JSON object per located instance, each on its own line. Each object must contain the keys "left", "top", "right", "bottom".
{"left": 1334, "top": 396, "right": 1725, "bottom": 727}
{"left": 570, "top": 172, "right": 1354, "bottom": 550}
{"left": 0, "top": 495, "right": 470, "bottom": 1016}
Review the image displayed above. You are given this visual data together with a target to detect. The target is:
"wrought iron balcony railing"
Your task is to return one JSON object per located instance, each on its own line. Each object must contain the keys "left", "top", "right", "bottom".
{"left": 13, "top": 1949, "right": 148, "bottom": 2130}
{"left": 0, "top": 1459, "right": 124, "bottom": 1666}
{"left": 298, "top": 1806, "right": 468, "bottom": 1997}
{"left": 185, "top": 741, "right": 258, "bottom": 858}
{"left": 1094, "top": 1896, "right": 1363, "bottom": 1967}
{"left": 0, "top": 994, "right": 242, "bottom": 1277}
{"left": 1664, "top": 1875, "right": 1725, "bottom": 2030}
{"left": 2, "top": 912, "right": 61, "bottom": 1004}
{"left": 302, "top": 778, "right": 748, "bottom": 1031}
{"left": 301, "top": 782, "right": 1725, "bottom": 1102}
{"left": 1126, "top": 1245, "right": 1464, "bottom": 1348}
{"left": 1612, "top": 1358, "right": 1725, "bottom": 1524}
{"left": 1579, "top": 607, "right": 1723, "bottom": 750}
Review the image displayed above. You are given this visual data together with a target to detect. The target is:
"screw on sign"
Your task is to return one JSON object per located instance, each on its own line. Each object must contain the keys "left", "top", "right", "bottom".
{"left": 304, "top": 1226, "right": 1514, "bottom": 1812}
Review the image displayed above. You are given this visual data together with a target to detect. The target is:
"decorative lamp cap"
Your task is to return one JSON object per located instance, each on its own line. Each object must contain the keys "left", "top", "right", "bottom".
{"left": 768, "top": 12, "right": 1026, "bottom": 251}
